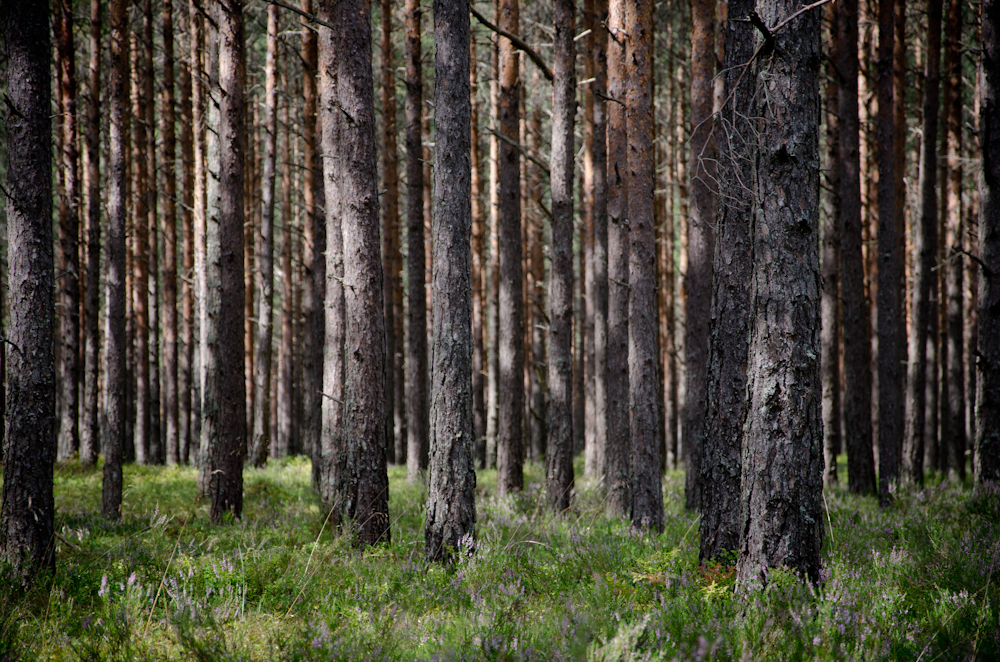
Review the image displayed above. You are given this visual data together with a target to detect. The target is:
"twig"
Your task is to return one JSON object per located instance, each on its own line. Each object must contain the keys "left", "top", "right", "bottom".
{"left": 771, "top": 0, "right": 837, "bottom": 33}
{"left": 486, "top": 126, "right": 551, "bottom": 176}
{"left": 471, "top": 6, "right": 554, "bottom": 82}
{"left": 267, "top": 0, "right": 336, "bottom": 31}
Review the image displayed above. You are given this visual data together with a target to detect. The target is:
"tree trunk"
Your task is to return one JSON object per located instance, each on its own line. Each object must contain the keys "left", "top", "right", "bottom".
{"left": 55, "top": 0, "right": 81, "bottom": 464}
{"left": 81, "top": 0, "right": 103, "bottom": 468}
{"left": 405, "top": 0, "right": 429, "bottom": 484}
{"left": 583, "top": 0, "right": 597, "bottom": 477}
{"left": 277, "top": 69, "right": 296, "bottom": 462}
{"left": 486, "top": 30, "right": 500, "bottom": 471}
{"left": 605, "top": 0, "right": 630, "bottom": 517}
{"left": 978, "top": 0, "right": 1000, "bottom": 483}
{"left": 191, "top": 1, "right": 208, "bottom": 476}
{"left": 497, "top": 0, "right": 525, "bottom": 497}
{"left": 624, "top": 0, "right": 662, "bottom": 530}
{"left": 0, "top": 0, "right": 56, "bottom": 579}
{"left": 904, "top": 0, "right": 942, "bottom": 484}
{"left": 527, "top": 107, "right": 546, "bottom": 464}
{"left": 736, "top": 0, "right": 823, "bottom": 587}
{"left": 591, "top": 0, "right": 609, "bottom": 482}
{"left": 251, "top": 3, "right": 279, "bottom": 468}
{"left": 143, "top": 0, "right": 161, "bottom": 465}
{"left": 838, "top": 0, "right": 876, "bottom": 494}
{"left": 162, "top": 0, "right": 180, "bottom": 466}
{"left": 321, "top": 0, "right": 391, "bottom": 545}
{"left": 131, "top": 30, "right": 152, "bottom": 467}
{"left": 179, "top": 3, "right": 196, "bottom": 465}
{"left": 211, "top": 0, "right": 246, "bottom": 521}
{"left": 546, "top": 0, "right": 576, "bottom": 513}
{"left": 425, "top": 0, "right": 477, "bottom": 561}
{"left": 876, "top": 0, "right": 903, "bottom": 504}
{"left": 471, "top": 35, "right": 487, "bottom": 468}
{"left": 684, "top": 0, "right": 717, "bottom": 511}
{"left": 699, "top": 0, "right": 752, "bottom": 563}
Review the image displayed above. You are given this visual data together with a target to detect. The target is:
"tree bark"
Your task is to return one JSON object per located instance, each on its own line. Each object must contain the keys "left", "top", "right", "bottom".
{"left": 605, "top": 0, "right": 630, "bottom": 517}
{"left": 81, "top": 0, "right": 103, "bottom": 468}
{"left": 497, "top": 0, "right": 525, "bottom": 496}
{"left": 131, "top": 29, "right": 152, "bottom": 466}
{"left": 163, "top": 0, "right": 180, "bottom": 466}
{"left": 546, "top": 0, "right": 576, "bottom": 513}
{"left": 55, "top": 0, "right": 81, "bottom": 464}
{"left": 277, "top": 68, "right": 296, "bottom": 462}
{"left": 699, "top": 0, "right": 753, "bottom": 563}
{"left": 321, "top": 0, "right": 391, "bottom": 545}
{"left": 838, "top": 0, "right": 877, "bottom": 494}
{"left": 211, "top": 0, "right": 247, "bottom": 521}
{"left": 143, "top": 0, "right": 161, "bottom": 465}
{"left": 471, "top": 35, "right": 488, "bottom": 467}
{"left": 684, "top": 0, "right": 717, "bottom": 511}
{"left": 1, "top": 0, "right": 56, "bottom": 579}
{"left": 978, "top": 0, "right": 1000, "bottom": 483}
{"left": 904, "top": 0, "right": 942, "bottom": 485}
{"left": 425, "top": 0, "right": 477, "bottom": 561}
{"left": 736, "top": 0, "right": 823, "bottom": 587}
{"left": 405, "top": 0, "right": 429, "bottom": 484}
{"left": 592, "top": 0, "right": 609, "bottom": 483}
{"left": 251, "top": 3, "right": 279, "bottom": 468}
{"left": 179, "top": 4, "right": 196, "bottom": 465}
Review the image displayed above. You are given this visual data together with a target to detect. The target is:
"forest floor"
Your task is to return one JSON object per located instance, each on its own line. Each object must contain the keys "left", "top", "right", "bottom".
{"left": 1, "top": 454, "right": 997, "bottom": 661}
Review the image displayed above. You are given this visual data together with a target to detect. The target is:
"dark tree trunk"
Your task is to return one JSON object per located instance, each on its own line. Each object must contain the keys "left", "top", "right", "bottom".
{"left": 625, "top": 0, "right": 662, "bottom": 531}
{"left": 104, "top": 0, "right": 129, "bottom": 519}
{"left": 684, "top": 0, "right": 717, "bottom": 511}
{"left": 143, "top": 0, "right": 161, "bottom": 465}
{"left": 211, "top": 0, "right": 247, "bottom": 522}
{"left": 55, "top": 0, "right": 81, "bottom": 465}
{"left": 699, "top": 0, "right": 753, "bottom": 563}
{"left": 838, "top": 0, "right": 877, "bottom": 494}
{"left": 876, "top": 0, "right": 903, "bottom": 504}
{"left": 737, "top": 0, "right": 823, "bottom": 587}
{"left": 425, "top": 0, "right": 477, "bottom": 561}
{"left": 277, "top": 74, "right": 296, "bottom": 462}
{"left": 179, "top": 3, "right": 196, "bottom": 465}
{"left": 905, "top": 0, "right": 942, "bottom": 484}
{"left": 471, "top": 35, "right": 487, "bottom": 468}
{"left": 978, "top": 0, "right": 1000, "bottom": 483}
{"left": 1, "top": 0, "right": 56, "bottom": 579}
{"left": 163, "top": 0, "right": 180, "bottom": 466}
{"left": 251, "top": 3, "right": 278, "bottom": 468}
{"left": 497, "top": 0, "right": 525, "bottom": 496}
{"left": 605, "top": 0, "right": 630, "bottom": 517}
{"left": 546, "top": 0, "right": 576, "bottom": 513}
{"left": 81, "top": 0, "right": 103, "bottom": 468}
{"left": 405, "top": 0, "right": 429, "bottom": 484}
{"left": 322, "top": 0, "right": 391, "bottom": 545}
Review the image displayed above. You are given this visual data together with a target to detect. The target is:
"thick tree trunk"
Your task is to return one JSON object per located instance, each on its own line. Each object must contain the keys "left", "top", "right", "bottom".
{"left": 497, "top": 0, "right": 525, "bottom": 496}
{"left": 425, "top": 0, "right": 477, "bottom": 560}
{"left": 699, "top": 0, "right": 753, "bottom": 563}
{"left": 55, "top": 0, "right": 81, "bottom": 464}
{"left": 251, "top": 3, "right": 279, "bottom": 468}
{"left": 131, "top": 30, "right": 152, "bottom": 467}
{"left": 625, "top": 0, "right": 662, "bottom": 531}
{"left": 471, "top": 36, "right": 487, "bottom": 467}
{"left": 904, "top": 0, "right": 942, "bottom": 485}
{"left": 81, "top": 0, "right": 103, "bottom": 468}
{"left": 1, "top": 0, "right": 56, "bottom": 578}
{"left": 405, "top": 0, "right": 429, "bottom": 484}
{"left": 211, "top": 0, "right": 247, "bottom": 521}
{"left": 876, "top": 0, "right": 903, "bottom": 504}
{"left": 321, "top": 0, "right": 391, "bottom": 545}
{"left": 163, "top": 0, "right": 180, "bottom": 466}
{"left": 546, "top": 0, "right": 576, "bottom": 513}
{"left": 605, "top": 0, "right": 630, "bottom": 517}
{"left": 736, "top": 0, "right": 823, "bottom": 587}
{"left": 684, "top": 0, "right": 717, "bottom": 511}
{"left": 978, "top": 0, "right": 1000, "bottom": 484}
{"left": 838, "top": 0, "right": 876, "bottom": 494}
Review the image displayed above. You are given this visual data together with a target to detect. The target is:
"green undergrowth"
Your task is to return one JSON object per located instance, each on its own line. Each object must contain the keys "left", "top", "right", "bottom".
{"left": 1, "top": 456, "right": 997, "bottom": 660}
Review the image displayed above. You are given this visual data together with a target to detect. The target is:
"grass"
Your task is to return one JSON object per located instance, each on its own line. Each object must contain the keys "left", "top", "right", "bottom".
{"left": 1, "top": 455, "right": 998, "bottom": 660}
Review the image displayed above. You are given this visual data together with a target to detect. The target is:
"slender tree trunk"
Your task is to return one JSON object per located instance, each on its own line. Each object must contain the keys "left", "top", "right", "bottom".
{"left": 624, "top": 0, "right": 662, "bottom": 530}
{"left": 737, "top": 0, "right": 823, "bottom": 587}
{"left": 471, "top": 35, "right": 487, "bottom": 467}
{"left": 591, "top": 0, "right": 609, "bottom": 483}
{"left": 405, "top": 0, "right": 429, "bottom": 484}
{"left": 321, "top": 0, "right": 391, "bottom": 545}
{"left": 545, "top": 0, "right": 576, "bottom": 513}
{"left": 131, "top": 30, "right": 152, "bottom": 466}
{"left": 179, "top": 4, "right": 196, "bottom": 465}
{"left": 876, "top": 0, "right": 903, "bottom": 504}
{"left": 699, "top": 0, "right": 752, "bottom": 563}
{"left": 143, "top": 0, "right": 161, "bottom": 465}
{"left": 55, "top": 0, "right": 81, "bottom": 464}
{"left": 425, "top": 0, "right": 477, "bottom": 561}
{"left": 605, "top": 0, "right": 630, "bottom": 517}
{"left": 527, "top": 107, "right": 546, "bottom": 464}
{"left": 251, "top": 3, "right": 279, "bottom": 468}
{"left": 1, "top": 0, "right": 56, "bottom": 579}
{"left": 81, "top": 0, "right": 103, "bottom": 468}
{"left": 486, "top": 30, "right": 500, "bottom": 470}
{"left": 905, "top": 0, "right": 942, "bottom": 484}
{"left": 210, "top": 0, "right": 246, "bottom": 521}
{"left": 162, "top": 0, "right": 180, "bottom": 465}
{"left": 583, "top": 0, "right": 597, "bottom": 478}
{"left": 978, "top": 0, "right": 1000, "bottom": 483}
{"left": 277, "top": 70, "right": 295, "bottom": 462}
{"left": 684, "top": 0, "right": 717, "bottom": 511}
{"left": 838, "top": 0, "right": 876, "bottom": 494}
{"left": 192, "top": 2, "right": 208, "bottom": 478}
